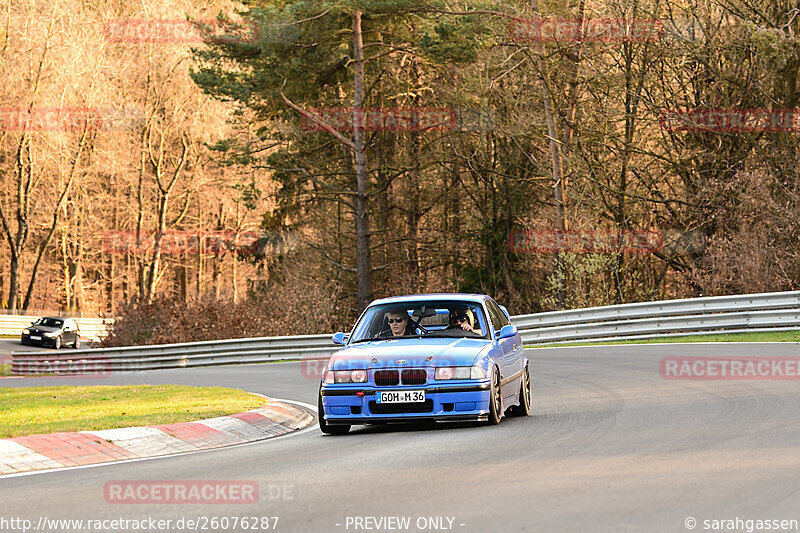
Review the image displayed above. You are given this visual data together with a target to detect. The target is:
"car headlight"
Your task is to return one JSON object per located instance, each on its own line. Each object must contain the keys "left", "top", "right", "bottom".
{"left": 43, "top": 331, "right": 58, "bottom": 337}
{"left": 22, "top": 329, "right": 29, "bottom": 335}
{"left": 435, "top": 366, "right": 485, "bottom": 380}
{"left": 324, "top": 369, "right": 368, "bottom": 384}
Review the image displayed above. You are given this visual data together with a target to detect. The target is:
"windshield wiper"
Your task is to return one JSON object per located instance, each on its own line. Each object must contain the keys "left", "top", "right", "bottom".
{"left": 423, "top": 331, "right": 486, "bottom": 339}
{"left": 352, "top": 334, "right": 426, "bottom": 343}
{"left": 351, "top": 337, "right": 384, "bottom": 343}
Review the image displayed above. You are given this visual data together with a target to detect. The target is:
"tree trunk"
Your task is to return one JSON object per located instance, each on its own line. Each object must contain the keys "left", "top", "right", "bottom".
{"left": 136, "top": 125, "right": 147, "bottom": 299}
{"left": 109, "top": 178, "right": 119, "bottom": 314}
{"left": 352, "top": 11, "right": 371, "bottom": 311}
{"left": 406, "top": 132, "right": 422, "bottom": 284}
{"left": 4, "top": 135, "right": 32, "bottom": 312}
{"left": 61, "top": 225, "right": 71, "bottom": 311}
{"left": 7, "top": 252, "right": 19, "bottom": 313}
{"left": 213, "top": 251, "right": 221, "bottom": 300}
{"left": 530, "top": 0, "right": 568, "bottom": 309}
{"left": 232, "top": 255, "right": 238, "bottom": 304}
{"left": 146, "top": 194, "right": 168, "bottom": 301}
{"left": 196, "top": 191, "right": 203, "bottom": 299}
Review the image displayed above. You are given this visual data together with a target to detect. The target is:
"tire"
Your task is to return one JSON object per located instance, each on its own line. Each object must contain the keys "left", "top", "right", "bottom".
{"left": 73, "top": 336, "right": 81, "bottom": 349}
{"left": 318, "top": 394, "right": 350, "bottom": 435}
{"left": 509, "top": 364, "right": 531, "bottom": 417}
{"left": 53, "top": 336, "right": 61, "bottom": 350}
{"left": 486, "top": 366, "right": 502, "bottom": 425}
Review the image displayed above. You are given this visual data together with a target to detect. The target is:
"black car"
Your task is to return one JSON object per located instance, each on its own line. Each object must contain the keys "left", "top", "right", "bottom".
{"left": 21, "top": 317, "right": 81, "bottom": 349}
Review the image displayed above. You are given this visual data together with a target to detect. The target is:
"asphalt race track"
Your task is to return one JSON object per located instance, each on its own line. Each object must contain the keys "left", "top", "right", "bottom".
{"left": 1, "top": 343, "right": 799, "bottom": 532}
{"left": 0, "top": 339, "right": 54, "bottom": 356}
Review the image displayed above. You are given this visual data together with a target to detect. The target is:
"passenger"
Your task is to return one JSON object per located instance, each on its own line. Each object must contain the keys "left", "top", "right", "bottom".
{"left": 451, "top": 308, "right": 481, "bottom": 335}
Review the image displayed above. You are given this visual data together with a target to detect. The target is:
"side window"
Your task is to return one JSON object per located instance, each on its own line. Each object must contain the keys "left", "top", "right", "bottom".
{"left": 485, "top": 302, "right": 503, "bottom": 333}
{"left": 487, "top": 300, "right": 510, "bottom": 330}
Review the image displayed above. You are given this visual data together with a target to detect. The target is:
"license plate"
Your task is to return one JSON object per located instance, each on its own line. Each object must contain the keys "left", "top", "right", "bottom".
{"left": 376, "top": 390, "right": 425, "bottom": 404}
{"left": 30, "top": 335, "right": 41, "bottom": 340}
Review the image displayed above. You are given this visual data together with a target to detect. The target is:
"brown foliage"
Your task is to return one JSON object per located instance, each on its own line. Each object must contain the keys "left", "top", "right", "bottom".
{"left": 685, "top": 166, "right": 800, "bottom": 295}
{"left": 101, "top": 251, "right": 350, "bottom": 346}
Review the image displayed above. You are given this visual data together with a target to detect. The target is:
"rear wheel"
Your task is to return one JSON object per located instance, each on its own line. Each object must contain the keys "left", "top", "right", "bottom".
{"left": 73, "top": 337, "right": 81, "bottom": 349}
{"left": 318, "top": 395, "right": 350, "bottom": 435}
{"left": 486, "top": 366, "right": 502, "bottom": 425}
{"left": 509, "top": 364, "right": 531, "bottom": 417}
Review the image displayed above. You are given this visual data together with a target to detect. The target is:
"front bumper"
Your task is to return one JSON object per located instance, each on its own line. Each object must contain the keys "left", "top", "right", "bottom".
{"left": 20, "top": 334, "right": 58, "bottom": 347}
{"left": 320, "top": 382, "right": 491, "bottom": 425}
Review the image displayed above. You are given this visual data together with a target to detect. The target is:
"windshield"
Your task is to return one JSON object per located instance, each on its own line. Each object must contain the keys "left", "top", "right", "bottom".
{"left": 350, "top": 300, "right": 490, "bottom": 342}
{"left": 34, "top": 318, "right": 63, "bottom": 328}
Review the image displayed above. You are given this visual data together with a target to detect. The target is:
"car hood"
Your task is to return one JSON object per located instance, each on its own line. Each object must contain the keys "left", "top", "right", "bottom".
{"left": 330, "top": 337, "right": 491, "bottom": 370}
{"left": 27, "top": 326, "right": 60, "bottom": 333}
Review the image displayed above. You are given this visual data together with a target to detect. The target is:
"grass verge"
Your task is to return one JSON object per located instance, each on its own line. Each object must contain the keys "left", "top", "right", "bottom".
{"left": 527, "top": 330, "right": 800, "bottom": 348}
{"left": 0, "top": 385, "right": 267, "bottom": 438}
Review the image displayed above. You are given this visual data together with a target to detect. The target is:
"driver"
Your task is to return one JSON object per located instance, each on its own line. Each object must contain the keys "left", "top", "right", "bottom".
{"left": 382, "top": 309, "right": 416, "bottom": 337}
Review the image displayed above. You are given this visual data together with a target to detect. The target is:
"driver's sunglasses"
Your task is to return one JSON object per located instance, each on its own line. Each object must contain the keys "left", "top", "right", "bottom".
{"left": 387, "top": 317, "right": 406, "bottom": 324}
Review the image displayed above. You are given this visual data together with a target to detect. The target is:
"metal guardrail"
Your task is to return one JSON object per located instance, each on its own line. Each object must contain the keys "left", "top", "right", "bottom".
{"left": 11, "top": 291, "right": 800, "bottom": 374}
{"left": 11, "top": 334, "right": 337, "bottom": 375}
{"left": 0, "top": 315, "right": 112, "bottom": 340}
{"left": 515, "top": 291, "right": 800, "bottom": 344}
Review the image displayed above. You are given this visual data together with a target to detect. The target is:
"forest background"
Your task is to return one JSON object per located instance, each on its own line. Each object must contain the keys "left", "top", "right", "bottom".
{"left": 1, "top": 0, "right": 798, "bottom": 344}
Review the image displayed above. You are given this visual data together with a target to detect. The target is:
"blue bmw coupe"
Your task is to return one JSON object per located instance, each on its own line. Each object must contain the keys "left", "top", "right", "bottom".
{"left": 318, "top": 294, "right": 531, "bottom": 434}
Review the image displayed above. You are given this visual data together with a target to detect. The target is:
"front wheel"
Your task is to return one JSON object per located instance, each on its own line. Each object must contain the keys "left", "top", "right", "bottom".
{"left": 509, "top": 365, "right": 531, "bottom": 417}
{"left": 53, "top": 336, "right": 62, "bottom": 350}
{"left": 486, "top": 366, "right": 502, "bottom": 425}
{"left": 318, "top": 395, "right": 350, "bottom": 435}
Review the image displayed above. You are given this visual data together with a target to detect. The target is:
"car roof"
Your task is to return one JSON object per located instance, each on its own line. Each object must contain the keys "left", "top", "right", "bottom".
{"left": 368, "top": 293, "right": 490, "bottom": 307}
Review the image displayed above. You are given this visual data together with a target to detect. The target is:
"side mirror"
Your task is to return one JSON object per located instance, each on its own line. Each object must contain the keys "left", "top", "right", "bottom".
{"left": 331, "top": 332, "right": 349, "bottom": 345}
{"left": 497, "top": 324, "right": 518, "bottom": 340}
